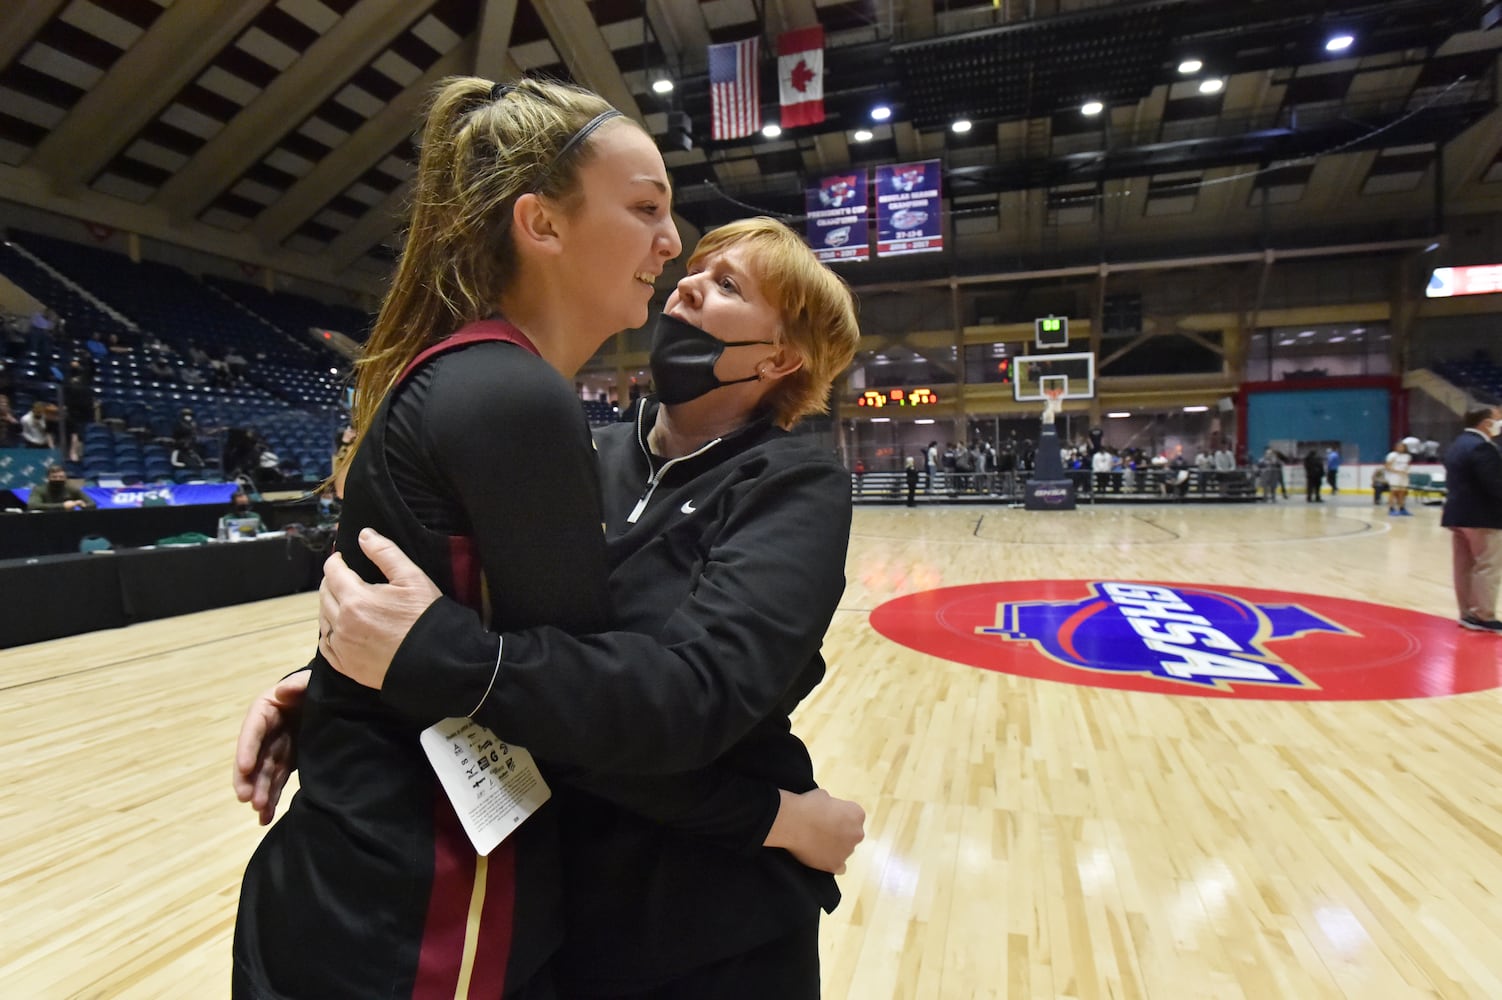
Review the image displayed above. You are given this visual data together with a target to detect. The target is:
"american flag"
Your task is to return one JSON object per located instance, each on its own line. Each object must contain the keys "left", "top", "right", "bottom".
{"left": 709, "top": 37, "right": 760, "bottom": 140}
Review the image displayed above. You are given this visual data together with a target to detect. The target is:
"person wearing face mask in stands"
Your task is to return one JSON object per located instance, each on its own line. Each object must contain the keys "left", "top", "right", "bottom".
{"left": 240, "top": 218, "right": 867, "bottom": 998}
{"left": 1442, "top": 405, "right": 1502, "bottom": 633}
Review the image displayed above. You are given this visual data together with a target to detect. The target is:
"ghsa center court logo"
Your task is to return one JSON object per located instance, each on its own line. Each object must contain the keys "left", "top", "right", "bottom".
{"left": 869, "top": 580, "right": 1502, "bottom": 700}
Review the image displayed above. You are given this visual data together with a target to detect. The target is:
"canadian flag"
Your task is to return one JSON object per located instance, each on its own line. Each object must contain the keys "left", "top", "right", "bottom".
{"left": 777, "top": 26, "right": 824, "bottom": 128}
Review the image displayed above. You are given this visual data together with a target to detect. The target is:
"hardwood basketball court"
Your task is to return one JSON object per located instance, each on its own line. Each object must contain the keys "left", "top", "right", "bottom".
{"left": 4, "top": 498, "right": 1500, "bottom": 999}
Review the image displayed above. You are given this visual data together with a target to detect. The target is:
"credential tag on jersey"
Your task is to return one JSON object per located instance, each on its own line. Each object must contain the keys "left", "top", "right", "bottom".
{"left": 420, "top": 717, "right": 551, "bottom": 856}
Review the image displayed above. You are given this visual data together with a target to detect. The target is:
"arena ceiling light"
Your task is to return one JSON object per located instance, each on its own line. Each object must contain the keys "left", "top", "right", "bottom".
{"left": 870, "top": 105, "right": 892, "bottom": 121}
{"left": 1325, "top": 34, "right": 1355, "bottom": 52}
{"left": 761, "top": 123, "right": 782, "bottom": 138}
{"left": 870, "top": 417, "right": 891, "bottom": 423}
{"left": 852, "top": 129, "right": 873, "bottom": 142}
{"left": 1178, "top": 59, "right": 1203, "bottom": 75}
{"left": 1183, "top": 405, "right": 1209, "bottom": 413}
{"left": 1198, "top": 78, "right": 1224, "bottom": 95}
{"left": 951, "top": 118, "right": 972, "bottom": 133}
{"left": 915, "top": 418, "right": 935, "bottom": 425}
{"left": 1107, "top": 411, "right": 1131, "bottom": 418}
{"left": 1081, "top": 100, "right": 1104, "bottom": 116}
{"left": 651, "top": 78, "right": 674, "bottom": 95}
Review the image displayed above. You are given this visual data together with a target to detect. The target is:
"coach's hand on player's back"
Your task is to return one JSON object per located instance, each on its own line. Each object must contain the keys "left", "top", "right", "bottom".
{"left": 319, "top": 527, "right": 442, "bottom": 689}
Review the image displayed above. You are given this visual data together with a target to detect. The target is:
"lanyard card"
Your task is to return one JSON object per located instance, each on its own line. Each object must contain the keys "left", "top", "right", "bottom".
{"left": 420, "top": 717, "right": 551, "bottom": 856}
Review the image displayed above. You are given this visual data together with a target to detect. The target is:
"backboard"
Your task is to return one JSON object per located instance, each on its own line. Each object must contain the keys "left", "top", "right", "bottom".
{"left": 1012, "top": 352, "right": 1095, "bottom": 402}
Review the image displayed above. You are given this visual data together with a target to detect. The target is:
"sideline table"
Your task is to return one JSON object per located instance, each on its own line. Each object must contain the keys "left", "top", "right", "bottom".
{"left": 0, "top": 533, "right": 329, "bottom": 648}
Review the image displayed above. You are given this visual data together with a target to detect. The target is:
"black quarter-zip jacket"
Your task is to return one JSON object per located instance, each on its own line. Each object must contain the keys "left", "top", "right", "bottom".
{"left": 383, "top": 396, "right": 853, "bottom": 989}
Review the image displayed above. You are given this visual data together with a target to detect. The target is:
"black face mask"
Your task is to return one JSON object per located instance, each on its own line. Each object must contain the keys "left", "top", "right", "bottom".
{"left": 648, "top": 313, "right": 774, "bottom": 405}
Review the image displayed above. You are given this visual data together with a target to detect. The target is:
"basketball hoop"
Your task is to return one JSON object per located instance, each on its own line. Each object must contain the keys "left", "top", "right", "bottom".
{"left": 1042, "top": 386, "right": 1064, "bottom": 425}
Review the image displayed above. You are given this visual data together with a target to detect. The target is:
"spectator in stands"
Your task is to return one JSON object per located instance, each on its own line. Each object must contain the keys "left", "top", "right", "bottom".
{"left": 147, "top": 354, "right": 175, "bottom": 381}
{"left": 1441, "top": 406, "right": 1502, "bottom": 632}
{"left": 106, "top": 333, "right": 132, "bottom": 355}
{"left": 171, "top": 438, "right": 205, "bottom": 474}
{"left": 1214, "top": 447, "right": 1235, "bottom": 473}
{"left": 331, "top": 422, "right": 356, "bottom": 481}
{"left": 26, "top": 463, "right": 94, "bottom": 511}
{"left": 0, "top": 394, "right": 18, "bottom": 446}
{"left": 218, "top": 489, "right": 265, "bottom": 538}
{"left": 224, "top": 346, "right": 249, "bottom": 380}
{"left": 186, "top": 340, "right": 210, "bottom": 366}
{"left": 1385, "top": 439, "right": 1413, "bottom": 516}
{"left": 1303, "top": 449, "right": 1325, "bottom": 503}
{"left": 209, "top": 351, "right": 234, "bottom": 388}
{"left": 84, "top": 331, "right": 108, "bottom": 360}
{"left": 26, "top": 308, "right": 58, "bottom": 356}
{"left": 142, "top": 332, "right": 172, "bottom": 356}
{"left": 230, "top": 77, "right": 857, "bottom": 1000}
{"left": 20, "top": 400, "right": 53, "bottom": 450}
{"left": 180, "top": 364, "right": 206, "bottom": 386}
{"left": 1325, "top": 446, "right": 1342, "bottom": 494}
{"left": 905, "top": 455, "right": 919, "bottom": 506}
{"left": 925, "top": 439, "right": 938, "bottom": 491}
{"left": 172, "top": 407, "right": 197, "bottom": 444}
{"left": 62, "top": 359, "right": 97, "bottom": 462}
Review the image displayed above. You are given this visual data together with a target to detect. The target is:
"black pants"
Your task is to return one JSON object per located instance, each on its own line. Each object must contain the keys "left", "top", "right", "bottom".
{"left": 569, "top": 921, "right": 820, "bottom": 1000}
{"left": 1306, "top": 477, "right": 1322, "bottom": 502}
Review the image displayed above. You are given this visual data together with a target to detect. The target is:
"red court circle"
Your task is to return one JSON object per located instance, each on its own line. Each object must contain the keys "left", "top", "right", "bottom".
{"left": 869, "top": 580, "right": 1502, "bottom": 700}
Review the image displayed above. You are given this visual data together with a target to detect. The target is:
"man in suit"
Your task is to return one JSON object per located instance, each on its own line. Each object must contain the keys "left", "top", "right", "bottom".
{"left": 1441, "top": 406, "right": 1502, "bottom": 632}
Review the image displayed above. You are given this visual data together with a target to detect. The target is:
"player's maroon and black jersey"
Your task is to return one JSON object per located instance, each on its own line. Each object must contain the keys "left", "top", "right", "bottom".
{"left": 233, "top": 320, "right": 613, "bottom": 999}
{"left": 379, "top": 395, "right": 852, "bottom": 993}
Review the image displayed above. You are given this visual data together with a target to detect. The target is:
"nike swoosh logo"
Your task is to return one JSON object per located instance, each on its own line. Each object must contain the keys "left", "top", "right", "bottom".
{"left": 681, "top": 500, "right": 697, "bottom": 514}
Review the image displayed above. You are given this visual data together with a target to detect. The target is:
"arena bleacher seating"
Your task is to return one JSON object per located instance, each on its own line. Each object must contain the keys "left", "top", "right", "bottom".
{"left": 1433, "top": 357, "right": 1502, "bottom": 402}
{"left": 2, "top": 231, "right": 627, "bottom": 494}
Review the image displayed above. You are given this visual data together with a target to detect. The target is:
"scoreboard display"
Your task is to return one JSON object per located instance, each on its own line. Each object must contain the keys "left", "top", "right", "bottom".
{"left": 856, "top": 387, "right": 940, "bottom": 408}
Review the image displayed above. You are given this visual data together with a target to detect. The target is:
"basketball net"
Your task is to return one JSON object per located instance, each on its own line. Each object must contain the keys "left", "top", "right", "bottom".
{"left": 1042, "top": 388, "right": 1063, "bottom": 426}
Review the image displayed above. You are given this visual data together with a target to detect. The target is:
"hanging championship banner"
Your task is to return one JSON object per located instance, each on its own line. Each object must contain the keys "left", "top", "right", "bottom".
{"left": 805, "top": 170, "right": 868, "bottom": 263}
{"left": 875, "top": 159, "right": 943, "bottom": 257}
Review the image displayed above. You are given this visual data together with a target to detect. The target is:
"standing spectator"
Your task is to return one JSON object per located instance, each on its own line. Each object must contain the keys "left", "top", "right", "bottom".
{"left": 26, "top": 463, "right": 95, "bottom": 511}
{"left": 925, "top": 440, "right": 938, "bottom": 492}
{"left": 1303, "top": 449, "right": 1325, "bottom": 503}
{"left": 20, "top": 400, "right": 54, "bottom": 449}
{"left": 225, "top": 346, "right": 249, "bottom": 381}
{"left": 905, "top": 455, "right": 919, "bottom": 506}
{"left": 172, "top": 407, "right": 198, "bottom": 444}
{"left": 1092, "top": 446, "right": 1114, "bottom": 494}
{"left": 1325, "top": 446, "right": 1342, "bottom": 495}
{"left": 1441, "top": 406, "right": 1502, "bottom": 631}
{"left": 1258, "top": 446, "right": 1282, "bottom": 501}
{"left": 0, "top": 394, "right": 18, "bottom": 445}
{"left": 62, "top": 359, "right": 97, "bottom": 462}
{"left": 26, "top": 308, "right": 58, "bottom": 356}
{"left": 1385, "top": 439, "right": 1412, "bottom": 516}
